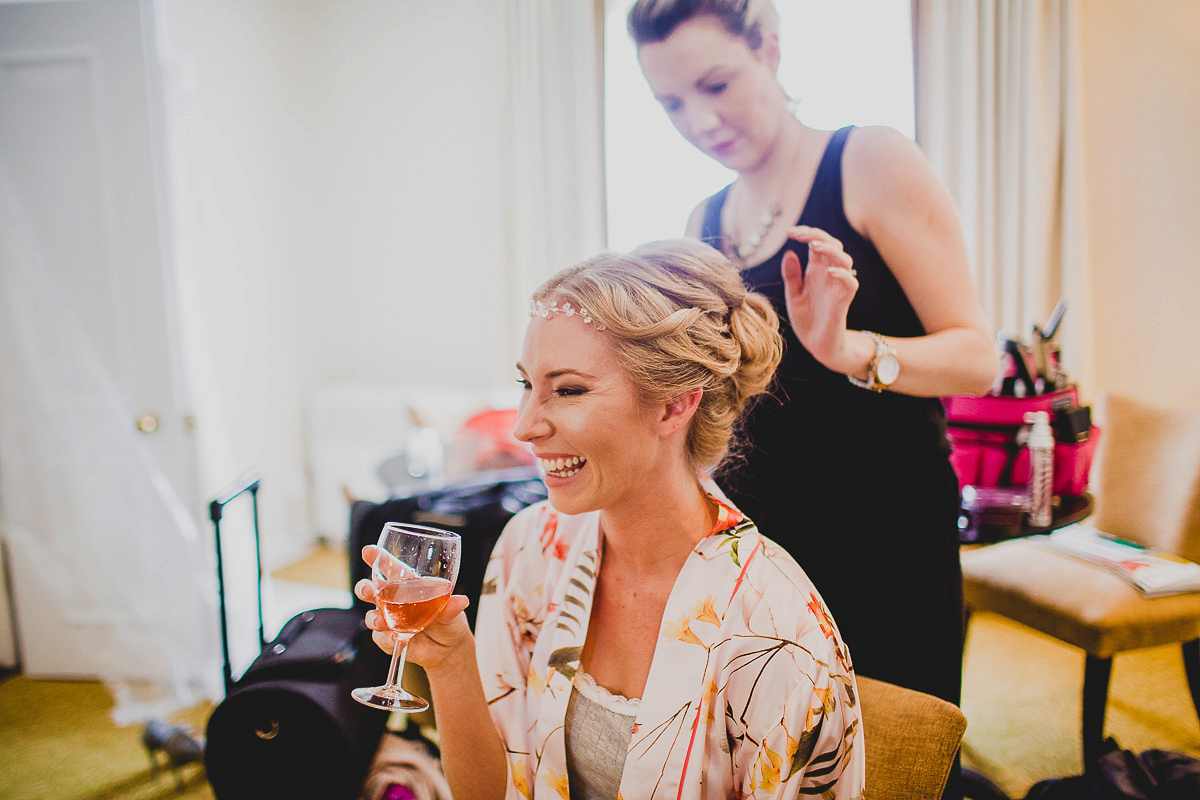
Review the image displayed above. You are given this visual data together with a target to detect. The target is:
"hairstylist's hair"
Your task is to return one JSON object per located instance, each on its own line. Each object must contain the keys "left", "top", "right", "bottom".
{"left": 531, "top": 238, "right": 782, "bottom": 471}
{"left": 627, "top": 0, "right": 779, "bottom": 49}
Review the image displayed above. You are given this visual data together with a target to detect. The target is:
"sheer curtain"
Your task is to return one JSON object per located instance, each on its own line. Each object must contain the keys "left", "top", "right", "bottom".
{"left": 0, "top": 168, "right": 221, "bottom": 724}
{"left": 498, "top": 0, "right": 608, "bottom": 356}
{"left": 913, "top": 0, "right": 1092, "bottom": 389}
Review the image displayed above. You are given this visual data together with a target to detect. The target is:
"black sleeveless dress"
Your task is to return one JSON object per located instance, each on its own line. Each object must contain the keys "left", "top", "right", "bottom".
{"left": 703, "top": 126, "right": 964, "bottom": 705}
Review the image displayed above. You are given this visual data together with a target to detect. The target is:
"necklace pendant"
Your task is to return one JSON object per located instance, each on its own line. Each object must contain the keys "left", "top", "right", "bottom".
{"left": 735, "top": 202, "right": 783, "bottom": 262}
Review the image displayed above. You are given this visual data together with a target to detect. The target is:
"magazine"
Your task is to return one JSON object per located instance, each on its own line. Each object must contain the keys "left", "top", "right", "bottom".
{"left": 1046, "top": 525, "right": 1200, "bottom": 598}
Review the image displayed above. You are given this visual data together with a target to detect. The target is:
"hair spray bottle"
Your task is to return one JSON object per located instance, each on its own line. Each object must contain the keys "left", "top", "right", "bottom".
{"left": 1025, "top": 411, "right": 1054, "bottom": 527}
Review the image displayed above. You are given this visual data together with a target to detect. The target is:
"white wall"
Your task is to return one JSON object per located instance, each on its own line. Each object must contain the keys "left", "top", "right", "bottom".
{"left": 1079, "top": 0, "right": 1200, "bottom": 409}
{"left": 159, "top": 0, "right": 518, "bottom": 566}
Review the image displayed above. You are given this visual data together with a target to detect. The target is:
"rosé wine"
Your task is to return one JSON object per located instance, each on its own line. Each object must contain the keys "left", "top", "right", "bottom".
{"left": 376, "top": 576, "right": 453, "bottom": 634}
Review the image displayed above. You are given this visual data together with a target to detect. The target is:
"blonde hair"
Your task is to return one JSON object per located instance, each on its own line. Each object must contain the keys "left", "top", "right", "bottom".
{"left": 531, "top": 239, "right": 782, "bottom": 471}
{"left": 627, "top": 0, "right": 779, "bottom": 50}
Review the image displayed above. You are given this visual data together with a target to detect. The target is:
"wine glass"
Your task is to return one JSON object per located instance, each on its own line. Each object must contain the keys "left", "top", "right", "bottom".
{"left": 352, "top": 522, "right": 461, "bottom": 711}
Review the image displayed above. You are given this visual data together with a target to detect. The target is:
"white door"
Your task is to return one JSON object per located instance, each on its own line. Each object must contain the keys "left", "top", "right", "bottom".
{"left": 0, "top": 0, "right": 201, "bottom": 681}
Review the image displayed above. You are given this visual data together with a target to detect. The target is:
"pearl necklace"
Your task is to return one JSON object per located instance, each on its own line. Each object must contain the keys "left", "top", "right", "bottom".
{"left": 734, "top": 201, "right": 783, "bottom": 262}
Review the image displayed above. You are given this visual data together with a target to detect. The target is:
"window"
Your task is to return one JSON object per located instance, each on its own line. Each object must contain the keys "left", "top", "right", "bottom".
{"left": 603, "top": 0, "right": 915, "bottom": 251}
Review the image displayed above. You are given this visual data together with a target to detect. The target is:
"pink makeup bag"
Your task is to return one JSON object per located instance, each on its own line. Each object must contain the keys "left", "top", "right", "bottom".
{"left": 943, "top": 386, "right": 1100, "bottom": 497}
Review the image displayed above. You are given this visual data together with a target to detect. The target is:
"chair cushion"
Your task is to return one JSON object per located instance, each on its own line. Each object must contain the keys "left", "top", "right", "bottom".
{"left": 962, "top": 537, "right": 1200, "bottom": 658}
{"left": 857, "top": 675, "right": 966, "bottom": 800}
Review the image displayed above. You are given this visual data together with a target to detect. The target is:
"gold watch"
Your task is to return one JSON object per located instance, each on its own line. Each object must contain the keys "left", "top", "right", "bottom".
{"left": 847, "top": 332, "right": 899, "bottom": 392}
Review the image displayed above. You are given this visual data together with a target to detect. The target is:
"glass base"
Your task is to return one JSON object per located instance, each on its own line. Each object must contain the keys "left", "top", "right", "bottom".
{"left": 351, "top": 684, "right": 430, "bottom": 712}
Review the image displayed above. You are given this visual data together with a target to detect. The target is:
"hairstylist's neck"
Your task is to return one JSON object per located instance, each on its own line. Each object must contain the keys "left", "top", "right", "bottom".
{"left": 738, "top": 115, "right": 810, "bottom": 189}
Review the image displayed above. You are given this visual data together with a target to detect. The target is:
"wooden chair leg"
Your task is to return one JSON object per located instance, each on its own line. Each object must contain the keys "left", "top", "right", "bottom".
{"left": 962, "top": 607, "right": 973, "bottom": 657}
{"left": 1183, "top": 638, "right": 1200, "bottom": 723}
{"left": 1082, "top": 654, "right": 1112, "bottom": 767}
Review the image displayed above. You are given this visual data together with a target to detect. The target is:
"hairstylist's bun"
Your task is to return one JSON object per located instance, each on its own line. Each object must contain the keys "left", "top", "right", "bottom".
{"left": 627, "top": 0, "right": 780, "bottom": 50}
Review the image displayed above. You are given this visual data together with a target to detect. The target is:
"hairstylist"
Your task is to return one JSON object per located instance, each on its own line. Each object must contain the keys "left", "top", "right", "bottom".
{"left": 357, "top": 239, "right": 865, "bottom": 800}
{"left": 628, "top": 0, "right": 997, "bottom": 709}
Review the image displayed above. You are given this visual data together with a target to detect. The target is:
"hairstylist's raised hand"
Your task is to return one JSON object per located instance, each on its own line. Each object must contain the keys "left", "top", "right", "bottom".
{"left": 355, "top": 544, "right": 473, "bottom": 672}
{"left": 781, "top": 226, "right": 859, "bottom": 372}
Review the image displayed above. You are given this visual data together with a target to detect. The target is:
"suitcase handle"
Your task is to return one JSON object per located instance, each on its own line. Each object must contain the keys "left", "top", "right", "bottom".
{"left": 210, "top": 469, "right": 264, "bottom": 694}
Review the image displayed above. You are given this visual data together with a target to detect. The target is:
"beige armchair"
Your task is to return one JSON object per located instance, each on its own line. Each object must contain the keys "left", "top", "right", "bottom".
{"left": 960, "top": 392, "right": 1200, "bottom": 767}
{"left": 858, "top": 675, "right": 967, "bottom": 800}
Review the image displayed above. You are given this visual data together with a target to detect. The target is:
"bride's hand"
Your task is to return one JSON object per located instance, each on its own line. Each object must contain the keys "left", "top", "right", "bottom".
{"left": 356, "top": 545, "right": 473, "bottom": 669}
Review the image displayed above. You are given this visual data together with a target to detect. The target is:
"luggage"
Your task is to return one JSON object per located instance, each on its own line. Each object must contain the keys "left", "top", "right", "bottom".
{"left": 204, "top": 471, "right": 391, "bottom": 800}
{"left": 350, "top": 466, "right": 547, "bottom": 631}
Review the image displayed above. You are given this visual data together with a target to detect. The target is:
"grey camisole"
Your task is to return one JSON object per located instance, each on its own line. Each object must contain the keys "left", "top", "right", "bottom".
{"left": 564, "top": 671, "right": 640, "bottom": 800}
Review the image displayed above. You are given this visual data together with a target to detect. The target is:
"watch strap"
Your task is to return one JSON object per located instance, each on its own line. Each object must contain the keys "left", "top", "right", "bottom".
{"left": 847, "top": 331, "right": 895, "bottom": 392}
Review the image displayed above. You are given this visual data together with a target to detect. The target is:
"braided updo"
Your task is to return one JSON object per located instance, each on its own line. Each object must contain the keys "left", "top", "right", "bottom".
{"left": 531, "top": 238, "right": 782, "bottom": 471}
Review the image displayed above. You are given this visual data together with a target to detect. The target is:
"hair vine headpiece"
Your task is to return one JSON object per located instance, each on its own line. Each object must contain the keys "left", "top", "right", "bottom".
{"left": 529, "top": 299, "right": 607, "bottom": 331}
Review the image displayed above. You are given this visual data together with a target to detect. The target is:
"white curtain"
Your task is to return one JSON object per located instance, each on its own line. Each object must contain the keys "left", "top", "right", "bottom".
{"left": 913, "top": 0, "right": 1092, "bottom": 390}
{"left": 498, "top": 0, "right": 608, "bottom": 357}
{"left": 0, "top": 168, "right": 221, "bottom": 724}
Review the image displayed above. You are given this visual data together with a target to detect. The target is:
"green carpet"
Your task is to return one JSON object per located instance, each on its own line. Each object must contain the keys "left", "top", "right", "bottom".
{"left": 962, "top": 611, "right": 1200, "bottom": 799}
{"left": 0, "top": 674, "right": 214, "bottom": 800}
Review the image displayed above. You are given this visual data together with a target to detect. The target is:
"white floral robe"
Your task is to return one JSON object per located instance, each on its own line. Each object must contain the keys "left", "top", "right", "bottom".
{"left": 475, "top": 494, "right": 866, "bottom": 800}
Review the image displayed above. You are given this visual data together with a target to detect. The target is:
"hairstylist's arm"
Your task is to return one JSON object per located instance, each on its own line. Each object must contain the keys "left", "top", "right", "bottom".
{"left": 357, "top": 551, "right": 508, "bottom": 800}
{"left": 835, "top": 125, "right": 997, "bottom": 397}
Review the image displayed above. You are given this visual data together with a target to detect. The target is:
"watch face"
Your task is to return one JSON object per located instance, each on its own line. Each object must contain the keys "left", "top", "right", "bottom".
{"left": 877, "top": 353, "right": 900, "bottom": 385}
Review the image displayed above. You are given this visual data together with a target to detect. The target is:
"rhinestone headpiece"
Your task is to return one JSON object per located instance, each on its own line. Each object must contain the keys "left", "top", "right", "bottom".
{"left": 529, "top": 299, "right": 606, "bottom": 331}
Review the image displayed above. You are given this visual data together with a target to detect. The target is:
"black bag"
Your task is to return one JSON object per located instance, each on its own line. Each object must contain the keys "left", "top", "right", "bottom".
{"left": 203, "top": 472, "right": 391, "bottom": 800}
{"left": 1023, "top": 739, "right": 1200, "bottom": 800}
{"left": 350, "top": 466, "right": 547, "bottom": 630}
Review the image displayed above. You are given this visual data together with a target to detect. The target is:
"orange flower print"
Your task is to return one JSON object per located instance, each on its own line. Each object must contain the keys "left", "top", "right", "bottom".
{"left": 801, "top": 684, "right": 835, "bottom": 732}
{"left": 527, "top": 666, "right": 548, "bottom": 697}
{"left": 511, "top": 760, "right": 531, "bottom": 799}
{"left": 543, "top": 768, "right": 570, "bottom": 800}
{"left": 539, "top": 509, "right": 559, "bottom": 550}
{"left": 663, "top": 615, "right": 706, "bottom": 647}
{"left": 708, "top": 496, "right": 746, "bottom": 535}
{"left": 813, "top": 684, "right": 835, "bottom": 715}
{"left": 701, "top": 677, "right": 720, "bottom": 723}
{"left": 536, "top": 508, "right": 568, "bottom": 561}
{"left": 806, "top": 593, "right": 835, "bottom": 639}
{"left": 691, "top": 595, "right": 721, "bottom": 628}
{"left": 552, "top": 538, "right": 569, "bottom": 560}
{"left": 511, "top": 596, "right": 542, "bottom": 648}
{"left": 783, "top": 720, "right": 801, "bottom": 780}
{"left": 752, "top": 742, "right": 783, "bottom": 792}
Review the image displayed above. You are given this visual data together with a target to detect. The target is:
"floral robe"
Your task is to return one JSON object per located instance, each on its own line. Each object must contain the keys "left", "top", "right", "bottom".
{"left": 475, "top": 494, "right": 866, "bottom": 800}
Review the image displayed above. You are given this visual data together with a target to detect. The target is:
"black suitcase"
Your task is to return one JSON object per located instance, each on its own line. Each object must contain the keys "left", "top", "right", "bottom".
{"left": 204, "top": 471, "right": 391, "bottom": 800}
{"left": 349, "top": 466, "right": 547, "bottom": 630}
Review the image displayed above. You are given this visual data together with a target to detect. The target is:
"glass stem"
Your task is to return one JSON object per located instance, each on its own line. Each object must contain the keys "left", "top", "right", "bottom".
{"left": 385, "top": 633, "right": 410, "bottom": 689}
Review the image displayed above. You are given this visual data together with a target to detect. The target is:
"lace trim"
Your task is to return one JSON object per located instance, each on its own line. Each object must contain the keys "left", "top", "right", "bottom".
{"left": 573, "top": 670, "right": 641, "bottom": 716}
